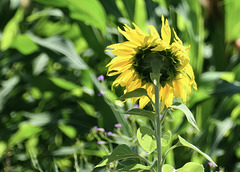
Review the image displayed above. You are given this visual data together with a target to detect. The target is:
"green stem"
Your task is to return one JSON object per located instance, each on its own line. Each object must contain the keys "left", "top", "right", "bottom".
{"left": 154, "top": 82, "right": 162, "bottom": 172}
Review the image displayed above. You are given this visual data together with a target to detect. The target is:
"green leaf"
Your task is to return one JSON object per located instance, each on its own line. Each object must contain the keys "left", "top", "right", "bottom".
{"left": 49, "top": 77, "right": 81, "bottom": 90}
{"left": 161, "top": 130, "right": 172, "bottom": 147}
{"left": 12, "top": 34, "right": 39, "bottom": 55}
{"left": 125, "top": 108, "right": 157, "bottom": 122}
{"left": 120, "top": 88, "right": 148, "bottom": 100}
{"left": 9, "top": 124, "right": 42, "bottom": 146}
{"left": 178, "top": 135, "right": 217, "bottom": 167}
{"left": 163, "top": 162, "right": 204, "bottom": 172}
{"left": 29, "top": 34, "right": 88, "bottom": 70}
{"left": 137, "top": 126, "right": 156, "bottom": 154}
{"left": 95, "top": 144, "right": 140, "bottom": 168}
{"left": 170, "top": 102, "right": 199, "bottom": 131}
{"left": 162, "top": 164, "right": 175, "bottom": 172}
{"left": 118, "top": 163, "right": 151, "bottom": 171}
{"left": 58, "top": 123, "right": 77, "bottom": 139}
{"left": 134, "top": 0, "right": 147, "bottom": 33}
{"left": 67, "top": 0, "right": 106, "bottom": 32}
{"left": 0, "top": 8, "right": 24, "bottom": 50}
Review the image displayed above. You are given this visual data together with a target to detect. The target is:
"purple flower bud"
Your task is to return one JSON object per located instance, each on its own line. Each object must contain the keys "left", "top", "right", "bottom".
{"left": 208, "top": 162, "right": 216, "bottom": 168}
{"left": 98, "top": 75, "right": 104, "bottom": 82}
{"left": 98, "top": 91, "right": 105, "bottom": 96}
{"left": 134, "top": 104, "right": 139, "bottom": 108}
{"left": 97, "top": 128, "right": 105, "bottom": 132}
{"left": 114, "top": 124, "right": 122, "bottom": 128}
{"left": 97, "top": 141, "right": 106, "bottom": 145}
{"left": 107, "top": 132, "right": 118, "bottom": 137}
{"left": 93, "top": 126, "right": 98, "bottom": 130}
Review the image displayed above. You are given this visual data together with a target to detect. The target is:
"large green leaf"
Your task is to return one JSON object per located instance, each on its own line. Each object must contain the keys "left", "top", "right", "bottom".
{"left": 163, "top": 162, "right": 204, "bottom": 172}
{"left": 67, "top": 0, "right": 106, "bottom": 32}
{"left": 125, "top": 108, "right": 157, "bottom": 122}
{"left": 95, "top": 144, "right": 141, "bottom": 168}
{"left": 170, "top": 102, "right": 199, "bottom": 131}
{"left": 178, "top": 135, "right": 217, "bottom": 167}
{"left": 137, "top": 126, "right": 156, "bottom": 154}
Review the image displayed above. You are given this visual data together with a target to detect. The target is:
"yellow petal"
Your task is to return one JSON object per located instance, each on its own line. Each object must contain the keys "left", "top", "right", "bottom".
{"left": 147, "top": 25, "right": 160, "bottom": 39}
{"left": 161, "top": 15, "right": 171, "bottom": 45}
{"left": 139, "top": 96, "right": 149, "bottom": 109}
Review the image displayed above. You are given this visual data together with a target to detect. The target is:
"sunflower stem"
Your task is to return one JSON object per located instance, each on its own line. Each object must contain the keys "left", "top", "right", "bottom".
{"left": 151, "top": 57, "right": 163, "bottom": 172}
{"left": 154, "top": 81, "right": 162, "bottom": 172}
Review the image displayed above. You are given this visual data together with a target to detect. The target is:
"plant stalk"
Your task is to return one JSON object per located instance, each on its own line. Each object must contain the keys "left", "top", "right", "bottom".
{"left": 154, "top": 82, "right": 162, "bottom": 172}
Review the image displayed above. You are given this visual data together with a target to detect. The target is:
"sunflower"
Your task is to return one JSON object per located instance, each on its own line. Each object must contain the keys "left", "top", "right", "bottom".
{"left": 106, "top": 16, "right": 197, "bottom": 110}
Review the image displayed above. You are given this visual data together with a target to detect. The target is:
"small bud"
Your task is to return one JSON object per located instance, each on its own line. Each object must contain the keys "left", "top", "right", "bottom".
{"left": 98, "top": 75, "right": 104, "bottom": 82}
{"left": 97, "top": 128, "right": 105, "bottom": 132}
{"left": 107, "top": 132, "right": 118, "bottom": 137}
{"left": 97, "top": 141, "right": 106, "bottom": 145}
{"left": 114, "top": 124, "right": 122, "bottom": 128}
{"left": 208, "top": 162, "right": 216, "bottom": 168}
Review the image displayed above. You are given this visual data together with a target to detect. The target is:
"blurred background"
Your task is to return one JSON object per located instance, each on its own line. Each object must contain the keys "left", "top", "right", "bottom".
{"left": 0, "top": 0, "right": 240, "bottom": 171}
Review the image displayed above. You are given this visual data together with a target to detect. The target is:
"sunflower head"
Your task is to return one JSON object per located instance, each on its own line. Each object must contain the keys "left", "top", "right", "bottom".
{"left": 106, "top": 16, "right": 197, "bottom": 110}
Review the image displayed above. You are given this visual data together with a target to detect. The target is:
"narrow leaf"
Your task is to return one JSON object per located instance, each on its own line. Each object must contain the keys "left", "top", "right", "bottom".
{"left": 178, "top": 135, "right": 217, "bottom": 167}
{"left": 170, "top": 102, "right": 199, "bottom": 131}
{"left": 137, "top": 126, "right": 156, "bottom": 154}
{"left": 120, "top": 88, "right": 147, "bottom": 100}
{"left": 125, "top": 108, "right": 157, "bottom": 122}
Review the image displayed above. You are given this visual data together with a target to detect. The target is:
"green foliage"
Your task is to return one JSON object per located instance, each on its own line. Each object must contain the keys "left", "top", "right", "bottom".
{"left": 137, "top": 126, "right": 156, "bottom": 154}
{"left": 163, "top": 162, "right": 204, "bottom": 172}
{"left": 170, "top": 102, "right": 199, "bottom": 131}
{"left": 0, "top": 0, "right": 240, "bottom": 171}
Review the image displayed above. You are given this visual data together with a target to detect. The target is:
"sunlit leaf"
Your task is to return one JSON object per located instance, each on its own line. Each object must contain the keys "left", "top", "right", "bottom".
{"left": 9, "top": 124, "right": 42, "bottom": 146}
{"left": 178, "top": 135, "right": 217, "bottom": 167}
{"left": 163, "top": 162, "right": 204, "bottom": 172}
{"left": 170, "top": 102, "right": 199, "bottom": 131}
{"left": 12, "top": 34, "right": 38, "bottom": 55}
{"left": 1, "top": 8, "right": 24, "bottom": 50}
{"left": 58, "top": 123, "right": 77, "bottom": 139}
{"left": 67, "top": 0, "right": 106, "bottom": 32}
{"left": 137, "top": 126, "right": 156, "bottom": 154}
